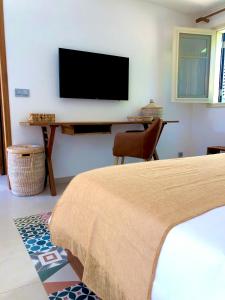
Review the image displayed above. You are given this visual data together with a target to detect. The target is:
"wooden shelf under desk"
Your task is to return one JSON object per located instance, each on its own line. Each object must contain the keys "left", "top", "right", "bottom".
{"left": 61, "top": 124, "right": 112, "bottom": 135}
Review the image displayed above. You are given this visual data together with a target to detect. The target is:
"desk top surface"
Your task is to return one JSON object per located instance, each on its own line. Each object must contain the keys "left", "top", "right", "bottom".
{"left": 20, "top": 120, "right": 179, "bottom": 126}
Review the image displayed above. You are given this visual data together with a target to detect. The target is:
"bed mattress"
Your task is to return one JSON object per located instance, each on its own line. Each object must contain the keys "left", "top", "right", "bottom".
{"left": 152, "top": 205, "right": 225, "bottom": 300}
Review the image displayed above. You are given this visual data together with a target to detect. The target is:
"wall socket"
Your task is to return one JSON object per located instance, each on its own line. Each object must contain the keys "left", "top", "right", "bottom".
{"left": 178, "top": 152, "right": 183, "bottom": 158}
{"left": 15, "top": 88, "right": 30, "bottom": 97}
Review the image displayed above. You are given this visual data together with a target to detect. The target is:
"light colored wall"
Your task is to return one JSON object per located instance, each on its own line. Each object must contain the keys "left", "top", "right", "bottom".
{"left": 191, "top": 105, "right": 225, "bottom": 155}
{"left": 4, "top": 0, "right": 193, "bottom": 178}
{"left": 192, "top": 15, "right": 225, "bottom": 155}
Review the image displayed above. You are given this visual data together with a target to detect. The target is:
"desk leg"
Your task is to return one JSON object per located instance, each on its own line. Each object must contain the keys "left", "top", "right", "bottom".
{"left": 143, "top": 122, "right": 167, "bottom": 160}
{"left": 41, "top": 126, "right": 57, "bottom": 196}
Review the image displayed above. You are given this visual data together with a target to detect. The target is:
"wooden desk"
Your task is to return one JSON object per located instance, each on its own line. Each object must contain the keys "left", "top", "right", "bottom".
{"left": 20, "top": 120, "right": 179, "bottom": 196}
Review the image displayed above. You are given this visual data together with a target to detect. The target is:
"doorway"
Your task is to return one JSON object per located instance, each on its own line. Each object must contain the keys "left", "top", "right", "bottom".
{"left": 0, "top": 96, "right": 5, "bottom": 174}
{"left": 0, "top": 0, "right": 12, "bottom": 175}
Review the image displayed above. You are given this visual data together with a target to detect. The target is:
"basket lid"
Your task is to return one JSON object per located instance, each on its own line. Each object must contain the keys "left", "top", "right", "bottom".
{"left": 142, "top": 100, "right": 162, "bottom": 109}
{"left": 7, "top": 145, "right": 44, "bottom": 154}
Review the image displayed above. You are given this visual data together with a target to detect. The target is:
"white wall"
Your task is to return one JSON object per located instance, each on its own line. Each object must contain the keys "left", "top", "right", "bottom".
{"left": 4, "top": 0, "right": 193, "bottom": 178}
{"left": 192, "top": 15, "right": 225, "bottom": 155}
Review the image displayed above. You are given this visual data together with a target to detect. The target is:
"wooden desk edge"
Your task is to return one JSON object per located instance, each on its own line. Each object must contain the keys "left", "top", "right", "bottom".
{"left": 20, "top": 120, "right": 179, "bottom": 126}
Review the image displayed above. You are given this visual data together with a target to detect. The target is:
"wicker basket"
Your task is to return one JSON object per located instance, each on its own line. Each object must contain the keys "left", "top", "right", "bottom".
{"left": 7, "top": 145, "right": 45, "bottom": 196}
{"left": 141, "top": 100, "right": 163, "bottom": 119}
{"left": 29, "top": 113, "right": 55, "bottom": 123}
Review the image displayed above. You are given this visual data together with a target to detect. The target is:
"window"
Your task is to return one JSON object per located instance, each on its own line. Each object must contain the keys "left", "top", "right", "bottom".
{"left": 172, "top": 27, "right": 216, "bottom": 103}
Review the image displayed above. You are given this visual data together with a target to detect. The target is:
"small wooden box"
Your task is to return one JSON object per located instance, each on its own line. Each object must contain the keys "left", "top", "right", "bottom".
{"left": 29, "top": 113, "right": 55, "bottom": 123}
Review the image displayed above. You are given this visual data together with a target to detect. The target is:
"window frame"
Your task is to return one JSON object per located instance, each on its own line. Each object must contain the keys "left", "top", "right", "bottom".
{"left": 172, "top": 27, "right": 217, "bottom": 104}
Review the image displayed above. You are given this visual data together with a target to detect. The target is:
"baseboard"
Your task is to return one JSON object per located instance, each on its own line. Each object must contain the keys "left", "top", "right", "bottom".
{"left": 55, "top": 176, "right": 73, "bottom": 185}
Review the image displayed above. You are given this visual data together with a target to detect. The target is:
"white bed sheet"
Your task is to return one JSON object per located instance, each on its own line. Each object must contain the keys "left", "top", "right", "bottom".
{"left": 152, "top": 206, "right": 225, "bottom": 300}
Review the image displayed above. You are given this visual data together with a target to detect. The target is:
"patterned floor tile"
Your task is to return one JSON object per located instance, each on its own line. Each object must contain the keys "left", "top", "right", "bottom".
{"left": 14, "top": 214, "right": 44, "bottom": 229}
{"left": 18, "top": 223, "right": 50, "bottom": 243}
{"left": 25, "top": 233, "right": 53, "bottom": 254}
{"left": 46, "top": 262, "right": 81, "bottom": 283}
{"left": 48, "top": 283, "right": 99, "bottom": 300}
{"left": 44, "top": 281, "right": 81, "bottom": 295}
{"left": 30, "top": 247, "right": 68, "bottom": 281}
{"left": 40, "top": 212, "right": 52, "bottom": 225}
{"left": 44, "top": 260, "right": 81, "bottom": 294}
{"left": 14, "top": 213, "right": 99, "bottom": 300}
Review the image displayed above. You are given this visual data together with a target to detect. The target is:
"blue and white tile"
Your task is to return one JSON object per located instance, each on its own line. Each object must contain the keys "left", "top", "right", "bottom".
{"left": 48, "top": 283, "right": 99, "bottom": 300}
{"left": 25, "top": 234, "right": 53, "bottom": 254}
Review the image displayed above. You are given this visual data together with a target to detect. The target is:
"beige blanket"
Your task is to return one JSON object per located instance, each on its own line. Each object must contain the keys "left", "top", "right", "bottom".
{"left": 49, "top": 154, "right": 225, "bottom": 300}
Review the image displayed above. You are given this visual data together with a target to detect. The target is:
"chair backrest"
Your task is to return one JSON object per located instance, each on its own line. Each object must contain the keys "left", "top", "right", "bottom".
{"left": 142, "top": 118, "right": 163, "bottom": 160}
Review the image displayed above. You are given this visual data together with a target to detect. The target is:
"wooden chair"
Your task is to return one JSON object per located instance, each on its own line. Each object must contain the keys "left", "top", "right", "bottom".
{"left": 207, "top": 146, "right": 225, "bottom": 155}
{"left": 113, "top": 118, "right": 163, "bottom": 164}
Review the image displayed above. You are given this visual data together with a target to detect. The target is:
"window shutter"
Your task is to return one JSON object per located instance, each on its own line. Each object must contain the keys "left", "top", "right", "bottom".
{"left": 219, "top": 33, "right": 225, "bottom": 102}
{"left": 172, "top": 27, "right": 216, "bottom": 103}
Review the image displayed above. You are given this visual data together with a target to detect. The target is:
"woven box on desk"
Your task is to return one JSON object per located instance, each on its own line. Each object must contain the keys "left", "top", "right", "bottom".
{"left": 29, "top": 113, "right": 55, "bottom": 123}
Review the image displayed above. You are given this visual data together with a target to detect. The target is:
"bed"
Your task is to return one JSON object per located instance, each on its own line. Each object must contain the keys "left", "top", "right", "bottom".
{"left": 152, "top": 205, "right": 225, "bottom": 300}
{"left": 49, "top": 154, "right": 225, "bottom": 300}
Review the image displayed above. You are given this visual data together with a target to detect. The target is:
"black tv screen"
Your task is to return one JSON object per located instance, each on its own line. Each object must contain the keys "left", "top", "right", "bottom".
{"left": 59, "top": 48, "right": 129, "bottom": 100}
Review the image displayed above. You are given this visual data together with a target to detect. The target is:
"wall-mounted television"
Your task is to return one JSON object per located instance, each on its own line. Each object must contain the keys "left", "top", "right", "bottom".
{"left": 59, "top": 48, "right": 129, "bottom": 100}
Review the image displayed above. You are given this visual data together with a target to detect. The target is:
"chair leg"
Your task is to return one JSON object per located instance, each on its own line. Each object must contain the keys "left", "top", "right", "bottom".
{"left": 121, "top": 157, "right": 125, "bottom": 164}
{"left": 114, "top": 157, "right": 119, "bottom": 165}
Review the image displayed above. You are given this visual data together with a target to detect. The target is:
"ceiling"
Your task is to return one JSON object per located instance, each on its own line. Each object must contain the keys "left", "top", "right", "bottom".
{"left": 149, "top": 0, "right": 225, "bottom": 15}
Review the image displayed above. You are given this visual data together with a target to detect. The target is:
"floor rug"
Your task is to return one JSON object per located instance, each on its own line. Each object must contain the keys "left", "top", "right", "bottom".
{"left": 14, "top": 213, "right": 99, "bottom": 300}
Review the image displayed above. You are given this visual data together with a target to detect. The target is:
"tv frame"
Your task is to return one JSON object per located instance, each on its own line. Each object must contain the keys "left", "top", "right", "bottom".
{"left": 58, "top": 48, "right": 129, "bottom": 101}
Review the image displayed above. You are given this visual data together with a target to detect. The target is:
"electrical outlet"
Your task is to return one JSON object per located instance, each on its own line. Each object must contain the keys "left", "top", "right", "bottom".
{"left": 178, "top": 152, "right": 183, "bottom": 158}
{"left": 15, "top": 88, "right": 30, "bottom": 97}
